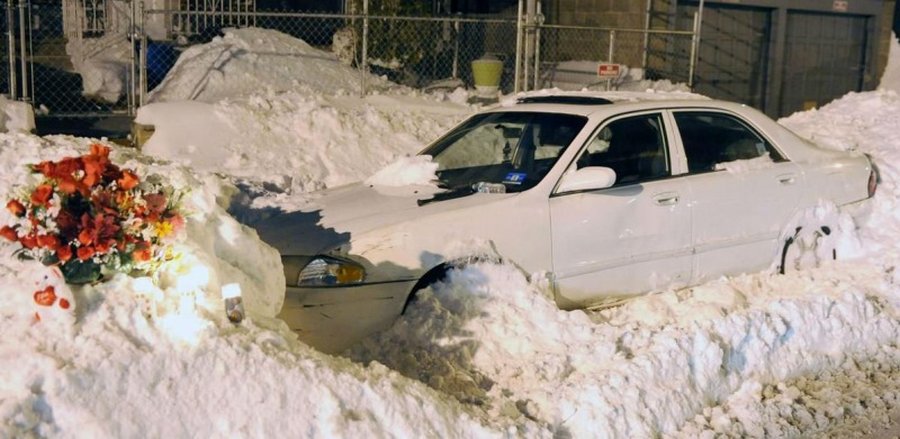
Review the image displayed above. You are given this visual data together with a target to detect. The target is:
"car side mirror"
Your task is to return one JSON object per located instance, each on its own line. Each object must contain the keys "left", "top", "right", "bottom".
{"left": 557, "top": 167, "right": 617, "bottom": 193}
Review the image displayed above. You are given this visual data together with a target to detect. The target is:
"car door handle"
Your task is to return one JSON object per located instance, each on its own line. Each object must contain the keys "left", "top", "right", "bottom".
{"left": 778, "top": 174, "right": 796, "bottom": 185}
{"left": 653, "top": 192, "right": 679, "bottom": 206}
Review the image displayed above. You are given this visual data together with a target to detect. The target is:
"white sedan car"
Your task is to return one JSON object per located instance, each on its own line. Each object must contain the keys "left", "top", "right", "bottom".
{"left": 256, "top": 94, "right": 877, "bottom": 352}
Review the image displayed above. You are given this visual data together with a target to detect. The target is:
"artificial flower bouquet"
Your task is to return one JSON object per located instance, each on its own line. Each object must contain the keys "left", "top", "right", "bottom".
{"left": 1, "top": 144, "right": 184, "bottom": 284}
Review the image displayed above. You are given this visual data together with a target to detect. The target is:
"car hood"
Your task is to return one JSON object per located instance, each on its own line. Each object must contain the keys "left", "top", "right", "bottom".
{"left": 253, "top": 182, "right": 514, "bottom": 255}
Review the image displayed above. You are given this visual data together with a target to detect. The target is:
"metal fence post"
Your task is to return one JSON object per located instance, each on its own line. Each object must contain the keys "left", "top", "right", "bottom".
{"left": 688, "top": 0, "right": 705, "bottom": 89}
{"left": 688, "top": 12, "right": 699, "bottom": 88}
{"left": 514, "top": 0, "right": 523, "bottom": 93}
{"left": 360, "top": 0, "right": 368, "bottom": 97}
{"left": 452, "top": 16, "right": 459, "bottom": 80}
{"left": 6, "top": 0, "right": 16, "bottom": 100}
{"left": 533, "top": 2, "right": 542, "bottom": 91}
{"left": 607, "top": 29, "right": 615, "bottom": 90}
{"left": 17, "top": 0, "right": 28, "bottom": 100}
{"left": 128, "top": 0, "right": 136, "bottom": 114}
{"left": 139, "top": 1, "right": 147, "bottom": 106}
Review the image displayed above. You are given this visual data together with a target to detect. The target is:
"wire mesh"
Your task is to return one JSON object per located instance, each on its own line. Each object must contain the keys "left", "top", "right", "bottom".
{"left": 537, "top": 24, "right": 694, "bottom": 90}
{"left": 9, "top": 5, "right": 697, "bottom": 119}
{"left": 142, "top": 10, "right": 520, "bottom": 94}
{"left": 27, "top": 2, "right": 133, "bottom": 117}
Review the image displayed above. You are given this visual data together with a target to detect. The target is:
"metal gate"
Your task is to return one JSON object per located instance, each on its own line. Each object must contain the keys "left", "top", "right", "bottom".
{"left": 780, "top": 11, "right": 868, "bottom": 116}
{"left": 4, "top": 0, "right": 136, "bottom": 118}
{"left": 678, "top": 3, "right": 771, "bottom": 109}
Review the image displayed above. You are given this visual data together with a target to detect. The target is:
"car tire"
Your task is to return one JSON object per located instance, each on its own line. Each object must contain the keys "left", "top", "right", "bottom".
{"left": 778, "top": 225, "right": 837, "bottom": 274}
{"left": 402, "top": 265, "right": 450, "bottom": 314}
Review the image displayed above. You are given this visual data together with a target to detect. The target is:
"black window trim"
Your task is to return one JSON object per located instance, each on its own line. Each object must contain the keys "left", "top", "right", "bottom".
{"left": 669, "top": 108, "right": 791, "bottom": 176}
{"left": 551, "top": 109, "right": 676, "bottom": 197}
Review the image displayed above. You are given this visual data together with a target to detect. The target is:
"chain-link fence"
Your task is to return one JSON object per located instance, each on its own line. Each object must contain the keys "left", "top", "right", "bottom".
{"left": 535, "top": 25, "right": 695, "bottom": 89}
{"left": 138, "top": 10, "right": 521, "bottom": 100}
{"left": 2, "top": 3, "right": 698, "bottom": 119}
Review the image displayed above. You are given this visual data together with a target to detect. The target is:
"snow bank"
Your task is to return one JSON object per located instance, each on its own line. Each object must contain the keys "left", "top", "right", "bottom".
{"left": 137, "top": 91, "right": 472, "bottom": 197}
{"left": 880, "top": 33, "right": 900, "bottom": 92}
{"left": 0, "top": 96, "right": 34, "bottom": 133}
{"left": 149, "top": 28, "right": 391, "bottom": 103}
{"left": 365, "top": 154, "right": 439, "bottom": 187}
{"left": 350, "top": 256, "right": 899, "bottom": 437}
{"left": 0, "top": 134, "right": 505, "bottom": 437}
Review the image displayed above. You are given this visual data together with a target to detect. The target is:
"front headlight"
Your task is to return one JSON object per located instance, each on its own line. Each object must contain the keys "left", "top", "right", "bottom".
{"left": 296, "top": 255, "right": 366, "bottom": 287}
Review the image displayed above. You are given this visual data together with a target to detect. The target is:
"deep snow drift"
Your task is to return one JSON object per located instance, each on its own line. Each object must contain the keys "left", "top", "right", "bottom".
{"left": 2, "top": 28, "right": 899, "bottom": 438}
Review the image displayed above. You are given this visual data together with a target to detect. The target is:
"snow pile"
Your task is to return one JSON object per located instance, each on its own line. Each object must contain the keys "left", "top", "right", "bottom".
{"left": 0, "top": 97, "right": 34, "bottom": 133}
{"left": 149, "top": 28, "right": 391, "bottom": 103}
{"left": 879, "top": 33, "right": 900, "bottom": 93}
{"left": 0, "top": 134, "right": 505, "bottom": 437}
{"left": 350, "top": 256, "right": 899, "bottom": 437}
{"left": 365, "top": 155, "right": 439, "bottom": 187}
{"left": 66, "top": 35, "right": 132, "bottom": 104}
{"left": 137, "top": 91, "right": 472, "bottom": 196}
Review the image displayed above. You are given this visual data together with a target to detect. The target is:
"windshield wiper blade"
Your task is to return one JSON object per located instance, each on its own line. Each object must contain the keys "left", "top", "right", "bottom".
{"left": 417, "top": 186, "right": 475, "bottom": 206}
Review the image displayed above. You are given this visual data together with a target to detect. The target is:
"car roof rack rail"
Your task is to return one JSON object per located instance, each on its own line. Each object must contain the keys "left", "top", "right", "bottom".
{"left": 516, "top": 96, "right": 614, "bottom": 106}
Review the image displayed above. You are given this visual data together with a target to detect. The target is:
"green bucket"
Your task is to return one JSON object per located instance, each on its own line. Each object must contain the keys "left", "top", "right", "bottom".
{"left": 471, "top": 58, "right": 503, "bottom": 91}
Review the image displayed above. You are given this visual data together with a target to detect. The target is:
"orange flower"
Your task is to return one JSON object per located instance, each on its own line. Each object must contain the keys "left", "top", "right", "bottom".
{"left": 57, "top": 245, "right": 73, "bottom": 262}
{"left": 133, "top": 245, "right": 152, "bottom": 262}
{"left": 117, "top": 170, "right": 139, "bottom": 190}
{"left": 19, "top": 234, "right": 37, "bottom": 249}
{"left": 36, "top": 234, "right": 60, "bottom": 250}
{"left": 90, "top": 143, "right": 110, "bottom": 158}
{"left": 33, "top": 286, "right": 57, "bottom": 307}
{"left": 82, "top": 155, "right": 104, "bottom": 188}
{"left": 77, "top": 246, "right": 95, "bottom": 261}
{"left": 78, "top": 229, "right": 93, "bottom": 246}
{"left": 30, "top": 184, "right": 53, "bottom": 206}
{"left": 57, "top": 177, "right": 79, "bottom": 195}
{"left": 0, "top": 226, "right": 17, "bottom": 242}
{"left": 6, "top": 199, "right": 25, "bottom": 217}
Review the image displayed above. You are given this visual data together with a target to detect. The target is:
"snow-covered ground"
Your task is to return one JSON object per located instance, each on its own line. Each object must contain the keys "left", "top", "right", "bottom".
{"left": 1, "top": 29, "right": 899, "bottom": 437}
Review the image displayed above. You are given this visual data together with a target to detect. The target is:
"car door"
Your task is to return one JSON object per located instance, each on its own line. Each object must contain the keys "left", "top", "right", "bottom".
{"left": 671, "top": 110, "right": 803, "bottom": 283}
{"left": 549, "top": 111, "right": 693, "bottom": 308}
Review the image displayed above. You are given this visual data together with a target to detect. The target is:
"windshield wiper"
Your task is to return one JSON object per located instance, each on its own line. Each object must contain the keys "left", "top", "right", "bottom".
{"left": 417, "top": 185, "right": 474, "bottom": 206}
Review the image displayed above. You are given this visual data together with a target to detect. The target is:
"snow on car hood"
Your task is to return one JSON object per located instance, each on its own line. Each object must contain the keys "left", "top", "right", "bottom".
{"left": 253, "top": 182, "right": 513, "bottom": 256}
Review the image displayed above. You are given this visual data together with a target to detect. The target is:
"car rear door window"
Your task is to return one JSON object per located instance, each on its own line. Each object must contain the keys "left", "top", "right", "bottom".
{"left": 575, "top": 113, "right": 670, "bottom": 185}
{"left": 674, "top": 112, "right": 786, "bottom": 173}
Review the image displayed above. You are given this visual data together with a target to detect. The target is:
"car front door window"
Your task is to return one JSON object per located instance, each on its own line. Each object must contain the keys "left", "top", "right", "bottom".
{"left": 576, "top": 113, "right": 670, "bottom": 185}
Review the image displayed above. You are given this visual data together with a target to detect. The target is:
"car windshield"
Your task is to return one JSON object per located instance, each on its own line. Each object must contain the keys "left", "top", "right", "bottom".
{"left": 422, "top": 111, "right": 588, "bottom": 193}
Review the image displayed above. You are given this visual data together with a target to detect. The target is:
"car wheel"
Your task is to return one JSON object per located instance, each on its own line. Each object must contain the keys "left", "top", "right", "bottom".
{"left": 402, "top": 265, "right": 449, "bottom": 314}
{"left": 779, "top": 225, "right": 837, "bottom": 274}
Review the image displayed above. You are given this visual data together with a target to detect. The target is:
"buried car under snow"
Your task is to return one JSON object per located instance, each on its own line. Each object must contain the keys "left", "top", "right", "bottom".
{"left": 254, "top": 93, "right": 877, "bottom": 353}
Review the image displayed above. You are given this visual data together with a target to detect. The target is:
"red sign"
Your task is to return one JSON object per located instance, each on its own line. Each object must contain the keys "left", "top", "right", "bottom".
{"left": 597, "top": 63, "right": 621, "bottom": 78}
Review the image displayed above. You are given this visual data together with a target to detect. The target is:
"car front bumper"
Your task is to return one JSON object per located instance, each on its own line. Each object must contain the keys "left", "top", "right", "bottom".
{"left": 278, "top": 279, "right": 416, "bottom": 354}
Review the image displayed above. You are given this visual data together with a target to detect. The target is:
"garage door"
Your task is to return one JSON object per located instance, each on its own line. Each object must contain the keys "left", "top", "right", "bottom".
{"left": 677, "top": 3, "right": 772, "bottom": 109}
{"left": 780, "top": 11, "right": 868, "bottom": 116}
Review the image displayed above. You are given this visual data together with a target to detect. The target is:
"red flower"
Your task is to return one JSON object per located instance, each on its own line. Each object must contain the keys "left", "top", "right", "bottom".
{"left": 77, "top": 246, "right": 95, "bottom": 261}
{"left": 33, "top": 286, "right": 57, "bottom": 307}
{"left": 0, "top": 226, "right": 17, "bottom": 242}
{"left": 19, "top": 234, "right": 37, "bottom": 249}
{"left": 57, "top": 245, "right": 73, "bottom": 262}
{"left": 90, "top": 143, "right": 110, "bottom": 158}
{"left": 117, "top": 170, "right": 140, "bottom": 190}
{"left": 57, "top": 177, "right": 80, "bottom": 195}
{"left": 36, "top": 234, "right": 60, "bottom": 250}
{"left": 30, "top": 184, "right": 53, "bottom": 206}
{"left": 6, "top": 199, "right": 25, "bottom": 217}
